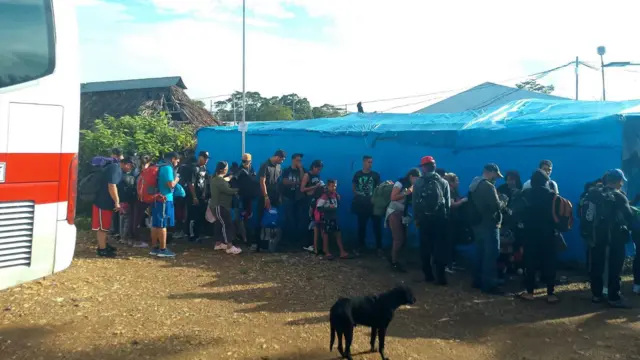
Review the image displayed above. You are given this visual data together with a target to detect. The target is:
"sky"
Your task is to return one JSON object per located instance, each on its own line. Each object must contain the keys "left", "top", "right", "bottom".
{"left": 76, "top": 0, "right": 640, "bottom": 113}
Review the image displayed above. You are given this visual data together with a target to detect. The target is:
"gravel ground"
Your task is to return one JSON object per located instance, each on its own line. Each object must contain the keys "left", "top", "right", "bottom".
{"left": 1, "top": 231, "right": 640, "bottom": 360}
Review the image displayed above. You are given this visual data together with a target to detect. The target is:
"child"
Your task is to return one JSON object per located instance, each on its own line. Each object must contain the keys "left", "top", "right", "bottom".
{"left": 315, "top": 180, "right": 351, "bottom": 260}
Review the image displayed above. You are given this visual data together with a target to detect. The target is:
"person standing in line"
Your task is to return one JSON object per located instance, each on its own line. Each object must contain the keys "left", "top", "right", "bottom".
{"left": 149, "top": 152, "right": 181, "bottom": 258}
{"left": 444, "top": 172, "right": 468, "bottom": 272}
{"left": 233, "top": 153, "right": 259, "bottom": 244}
{"left": 281, "top": 153, "right": 306, "bottom": 245}
{"left": 518, "top": 169, "right": 560, "bottom": 304}
{"left": 386, "top": 168, "right": 421, "bottom": 272}
{"left": 413, "top": 156, "right": 451, "bottom": 285}
{"left": 253, "top": 150, "right": 286, "bottom": 252}
{"left": 523, "top": 160, "right": 558, "bottom": 193}
{"left": 132, "top": 155, "right": 151, "bottom": 246}
{"left": 589, "top": 169, "right": 634, "bottom": 308}
{"left": 468, "top": 163, "right": 508, "bottom": 295}
{"left": 186, "top": 151, "right": 210, "bottom": 242}
{"left": 351, "top": 155, "right": 382, "bottom": 256}
{"left": 301, "top": 160, "right": 324, "bottom": 254}
{"left": 209, "top": 161, "right": 242, "bottom": 255}
{"left": 92, "top": 156, "right": 135, "bottom": 257}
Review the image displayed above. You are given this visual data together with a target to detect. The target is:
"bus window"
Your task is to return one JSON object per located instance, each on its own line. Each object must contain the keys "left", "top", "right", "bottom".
{"left": 0, "top": 0, "right": 55, "bottom": 89}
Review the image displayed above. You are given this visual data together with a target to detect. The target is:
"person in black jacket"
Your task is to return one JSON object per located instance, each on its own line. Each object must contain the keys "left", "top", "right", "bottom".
{"left": 590, "top": 169, "right": 634, "bottom": 309}
{"left": 519, "top": 169, "right": 559, "bottom": 304}
{"left": 233, "top": 153, "right": 259, "bottom": 244}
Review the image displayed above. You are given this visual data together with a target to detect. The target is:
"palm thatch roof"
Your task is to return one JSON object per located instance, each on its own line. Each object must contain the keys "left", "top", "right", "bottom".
{"left": 80, "top": 76, "right": 219, "bottom": 129}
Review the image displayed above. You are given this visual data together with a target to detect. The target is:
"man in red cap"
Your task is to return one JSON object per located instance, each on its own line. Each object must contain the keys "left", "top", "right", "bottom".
{"left": 412, "top": 155, "right": 451, "bottom": 285}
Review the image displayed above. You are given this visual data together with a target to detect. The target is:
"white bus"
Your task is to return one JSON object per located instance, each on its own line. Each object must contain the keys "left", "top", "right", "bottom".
{"left": 0, "top": 0, "right": 80, "bottom": 290}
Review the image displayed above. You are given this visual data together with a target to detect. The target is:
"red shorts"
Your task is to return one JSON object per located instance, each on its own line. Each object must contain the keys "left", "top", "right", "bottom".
{"left": 92, "top": 205, "right": 113, "bottom": 231}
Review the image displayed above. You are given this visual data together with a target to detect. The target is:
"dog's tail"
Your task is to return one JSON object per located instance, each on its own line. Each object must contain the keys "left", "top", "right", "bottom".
{"left": 329, "top": 322, "right": 336, "bottom": 351}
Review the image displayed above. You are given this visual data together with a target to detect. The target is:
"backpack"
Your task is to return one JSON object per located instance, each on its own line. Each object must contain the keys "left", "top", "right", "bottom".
{"left": 413, "top": 174, "right": 445, "bottom": 217}
{"left": 118, "top": 172, "right": 137, "bottom": 203}
{"left": 552, "top": 194, "right": 574, "bottom": 233}
{"left": 505, "top": 189, "right": 530, "bottom": 230}
{"left": 579, "top": 184, "right": 616, "bottom": 247}
{"left": 77, "top": 156, "right": 117, "bottom": 202}
{"left": 137, "top": 164, "right": 169, "bottom": 204}
{"left": 371, "top": 181, "right": 394, "bottom": 216}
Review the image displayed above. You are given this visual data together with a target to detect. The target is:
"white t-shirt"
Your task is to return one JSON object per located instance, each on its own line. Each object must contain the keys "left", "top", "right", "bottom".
{"left": 387, "top": 181, "right": 408, "bottom": 213}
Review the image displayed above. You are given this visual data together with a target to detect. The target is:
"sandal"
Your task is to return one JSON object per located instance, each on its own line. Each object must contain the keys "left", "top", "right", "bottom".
{"left": 546, "top": 295, "right": 560, "bottom": 304}
{"left": 518, "top": 292, "right": 535, "bottom": 301}
{"left": 325, "top": 254, "right": 335, "bottom": 261}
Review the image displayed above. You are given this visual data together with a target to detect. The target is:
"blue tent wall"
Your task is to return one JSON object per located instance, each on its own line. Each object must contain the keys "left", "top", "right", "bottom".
{"left": 196, "top": 99, "right": 640, "bottom": 263}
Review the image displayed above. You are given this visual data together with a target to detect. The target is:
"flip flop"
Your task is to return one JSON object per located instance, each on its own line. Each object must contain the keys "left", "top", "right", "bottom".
{"left": 325, "top": 254, "right": 335, "bottom": 261}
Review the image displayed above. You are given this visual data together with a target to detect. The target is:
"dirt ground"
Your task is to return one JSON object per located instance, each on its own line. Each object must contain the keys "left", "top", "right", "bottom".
{"left": 1, "top": 232, "right": 640, "bottom": 360}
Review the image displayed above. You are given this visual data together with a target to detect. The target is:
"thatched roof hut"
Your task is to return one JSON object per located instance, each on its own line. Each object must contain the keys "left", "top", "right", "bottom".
{"left": 80, "top": 76, "right": 219, "bottom": 129}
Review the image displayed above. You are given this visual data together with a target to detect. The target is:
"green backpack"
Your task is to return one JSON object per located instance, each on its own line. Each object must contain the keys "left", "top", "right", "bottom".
{"left": 371, "top": 181, "right": 395, "bottom": 216}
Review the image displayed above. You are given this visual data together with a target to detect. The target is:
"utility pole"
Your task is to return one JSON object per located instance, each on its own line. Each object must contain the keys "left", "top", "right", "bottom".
{"left": 575, "top": 56, "right": 579, "bottom": 100}
{"left": 597, "top": 46, "right": 606, "bottom": 101}
{"left": 241, "top": 0, "right": 247, "bottom": 153}
{"left": 209, "top": 100, "right": 213, "bottom": 113}
{"left": 292, "top": 98, "right": 297, "bottom": 120}
{"left": 232, "top": 96, "right": 237, "bottom": 125}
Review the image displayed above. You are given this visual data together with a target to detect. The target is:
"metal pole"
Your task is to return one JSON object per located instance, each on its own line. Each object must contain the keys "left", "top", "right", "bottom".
{"left": 292, "top": 98, "right": 296, "bottom": 120}
{"left": 600, "top": 55, "right": 606, "bottom": 101}
{"left": 575, "top": 56, "right": 579, "bottom": 100}
{"left": 241, "top": 0, "right": 246, "bottom": 154}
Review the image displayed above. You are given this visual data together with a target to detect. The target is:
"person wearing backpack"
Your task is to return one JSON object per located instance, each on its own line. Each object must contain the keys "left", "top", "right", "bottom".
{"left": 117, "top": 167, "right": 137, "bottom": 246}
{"left": 412, "top": 156, "right": 451, "bottom": 285}
{"left": 92, "top": 156, "right": 135, "bottom": 258}
{"left": 468, "top": 163, "right": 508, "bottom": 295}
{"left": 386, "top": 168, "right": 421, "bottom": 272}
{"left": 351, "top": 155, "right": 382, "bottom": 257}
{"left": 587, "top": 169, "right": 634, "bottom": 308}
{"left": 148, "top": 152, "right": 181, "bottom": 258}
{"left": 185, "top": 151, "right": 210, "bottom": 243}
{"left": 518, "top": 169, "right": 561, "bottom": 304}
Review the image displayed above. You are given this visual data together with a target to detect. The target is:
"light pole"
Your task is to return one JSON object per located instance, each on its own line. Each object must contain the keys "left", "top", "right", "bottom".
{"left": 241, "top": 0, "right": 247, "bottom": 154}
{"left": 597, "top": 46, "right": 606, "bottom": 101}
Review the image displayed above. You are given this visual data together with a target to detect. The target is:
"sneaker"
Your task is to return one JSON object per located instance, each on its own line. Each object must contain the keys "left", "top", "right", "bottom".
{"left": 96, "top": 248, "right": 116, "bottom": 258}
{"left": 173, "top": 231, "right": 186, "bottom": 239}
{"left": 106, "top": 243, "right": 117, "bottom": 252}
{"left": 214, "top": 243, "right": 228, "bottom": 251}
{"left": 608, "top": 298, "right": 632, "bottom": 309}
{"left": 445, "top": 266, "right": 455, "bottom": 275}
{"left": 157, "top": 248, "right": 176, "bottom": 258}
{"left": 633, "top": 284, "right": 640, "bottom": 295}
{"left": 133, "top": 242, "right": 149, "bottom": 248}
{"left": 149, "top": 247, "right": 160, "bottom": 256}
{"left": 592, "top": 295, "right": 605, "bottom": 304}
{"left": 226, "top": 246, "right": 242, "bottom": 255}
{"left": 250, "top": 244, "right": 258, "bottom": 252}
{"left": 303, "top": 245, "right": 315, "bottom": 253}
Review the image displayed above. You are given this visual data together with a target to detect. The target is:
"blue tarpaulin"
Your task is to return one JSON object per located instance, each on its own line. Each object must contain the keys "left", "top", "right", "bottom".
{"left": 196, "top": 99, "right": 640, "bottom": 263}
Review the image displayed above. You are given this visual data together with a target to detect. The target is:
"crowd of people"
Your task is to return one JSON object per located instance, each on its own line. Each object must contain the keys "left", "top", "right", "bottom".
{"left": 87, "top": 147, "right": 640, "bottom": 309}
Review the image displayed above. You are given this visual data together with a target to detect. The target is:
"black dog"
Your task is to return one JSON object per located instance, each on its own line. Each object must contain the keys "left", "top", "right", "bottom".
{"left": 329, "top": 285, "right": 416, "bottom": 360}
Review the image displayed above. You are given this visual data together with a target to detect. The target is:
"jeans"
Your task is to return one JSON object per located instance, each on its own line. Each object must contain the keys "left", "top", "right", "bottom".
{"left": 356, "top": 212, "right": 382, "bottom": 250}
{"left": 473, "top": 225, "right": 500, "bottom": 291}
{"left": 418, "top": 215, "right": 447, "bottom": 281}
{"left": 590, "top": 237, "right": 626, "bottom": 301}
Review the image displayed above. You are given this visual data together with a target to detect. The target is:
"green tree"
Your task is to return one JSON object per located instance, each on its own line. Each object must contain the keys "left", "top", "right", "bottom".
{"left": 258, "top": 104, "right": 294, "bottom": 121}
{"left": 79, "top": 112, "right": 195, "bottom": 167}
{"left": 311, "top": 104, "right": 346, "bottom": 119}
{"left": 515, "top": 79, "right": 555, "bottom": 94}
{"left": 191, "top": 99, "right": 206, "bottom": 108}
{"left": 278, "top": 93, "right": 313, "bottom": 120}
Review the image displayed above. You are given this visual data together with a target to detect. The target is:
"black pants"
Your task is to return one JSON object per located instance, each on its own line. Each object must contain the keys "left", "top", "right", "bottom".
{"left": 418, "top": 215, "right": 447, "bottom": 282}
{"left": 589, "top": 236, "right": 626, "bottom": 301}
{"left": 283, "top": 197, "right": 306, "bottom": 243}
{"left": 523, "top": 233, "right": 557, "bottom": 295}
{"left": 187, "top": 202, "right": 207, "bottom": 240}
{"left": 213, "top": 206, "right": 235, "bottom": 244}
{"left": 356, "top": 212, "right": 382, "bottom": 250}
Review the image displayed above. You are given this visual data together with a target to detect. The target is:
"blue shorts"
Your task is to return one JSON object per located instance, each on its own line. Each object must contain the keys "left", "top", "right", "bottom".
{"left": 151, "top": 200, "right": 175, "bottom": 228}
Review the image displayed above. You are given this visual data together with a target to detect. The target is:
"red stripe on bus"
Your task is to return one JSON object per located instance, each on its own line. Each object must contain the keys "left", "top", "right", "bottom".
{"left": 0, "top": 153, "right": 76, "bottom": 204}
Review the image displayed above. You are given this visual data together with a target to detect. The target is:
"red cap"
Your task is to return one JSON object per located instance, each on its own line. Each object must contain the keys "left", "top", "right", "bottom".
{"left": 420, "top": 156, "right": 435, "bottom": 166}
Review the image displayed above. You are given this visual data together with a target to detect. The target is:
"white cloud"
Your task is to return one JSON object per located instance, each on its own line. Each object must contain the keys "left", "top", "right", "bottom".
{"left": 79, "top": 0, "right": 640, "bottom": 113}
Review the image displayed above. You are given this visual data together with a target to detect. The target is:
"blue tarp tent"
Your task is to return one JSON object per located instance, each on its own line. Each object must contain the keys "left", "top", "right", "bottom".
{"left": 196, "top": 99, "right": 640, "bottom": 263}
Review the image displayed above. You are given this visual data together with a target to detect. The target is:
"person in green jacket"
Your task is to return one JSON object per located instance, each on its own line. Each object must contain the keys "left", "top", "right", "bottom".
{"left": 209, "top": 161, "right": 242, "bottom": 255}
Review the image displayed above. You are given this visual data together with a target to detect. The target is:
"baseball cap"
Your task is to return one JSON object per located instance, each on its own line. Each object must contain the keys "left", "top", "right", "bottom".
{"left": 420, "top": 156, "right": 435, "bottom": 166}
{"left": 606, "top": 168, "right": 627, "bottom": 182}
{"left": 242, "top": 153, "right": 252, "bottom": 161}
{"left": 292, "top": 153, "right": 303, "bottom": 159}
{"left": 274, "top": 149, "right": 286, "bottom": 158}
{"left": 311, "top": 159, "right": 324, "bottom": 169}
{"left": 198, "top": 151, "right": 210, "bottom": 159}
{"left": 484, "top": 163, "right": 504, "bottom": 178}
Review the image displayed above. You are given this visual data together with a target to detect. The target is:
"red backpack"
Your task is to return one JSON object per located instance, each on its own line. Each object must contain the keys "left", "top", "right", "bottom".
{"left": 137, "top": 165, "right": 167, "bottom": 204}
{"left": 551, "top": 194, "right": 573, "bottom": 233}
